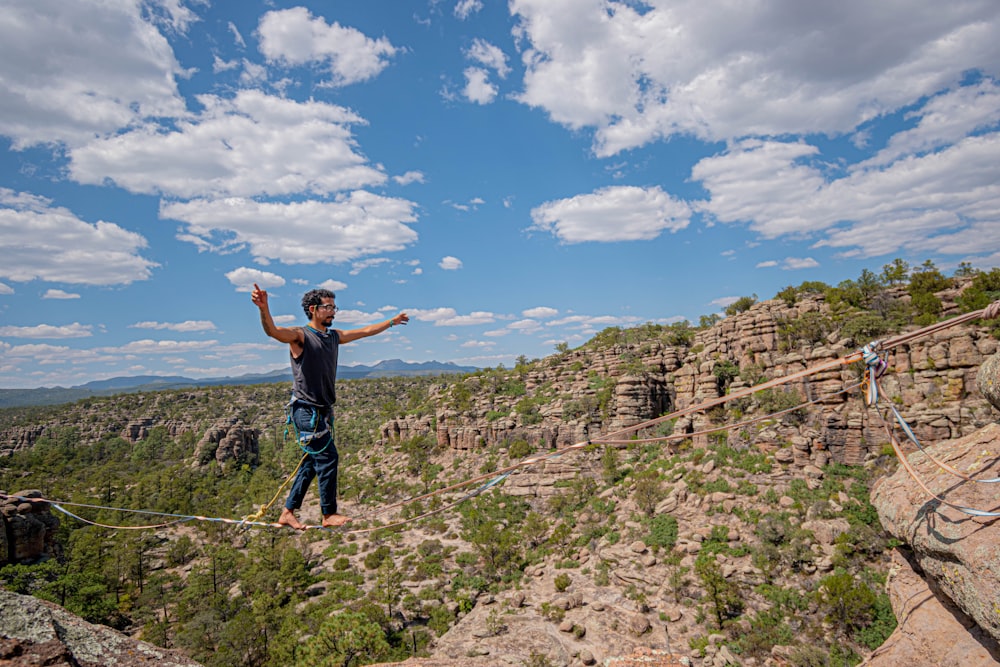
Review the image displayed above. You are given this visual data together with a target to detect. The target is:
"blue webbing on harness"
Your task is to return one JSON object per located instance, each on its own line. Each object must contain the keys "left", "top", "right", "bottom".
{"left": 284, "top": 395, "right": 332, "bottom": 455}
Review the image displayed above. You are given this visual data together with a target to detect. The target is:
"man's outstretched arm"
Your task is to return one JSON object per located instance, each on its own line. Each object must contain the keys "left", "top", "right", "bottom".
{"left": 251, "top": 283, "right": 303, "bottom": 345}
{"left": 339, "top": 312, "right": 409, "bottom": 344}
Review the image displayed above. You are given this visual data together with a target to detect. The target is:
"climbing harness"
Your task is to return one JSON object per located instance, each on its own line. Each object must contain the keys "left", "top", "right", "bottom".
{"left": 284, "top": 395, "right": 332, "bottom": 455}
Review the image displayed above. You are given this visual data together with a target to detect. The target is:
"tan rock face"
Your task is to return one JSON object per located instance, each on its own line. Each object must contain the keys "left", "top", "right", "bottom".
{"left": 193, "top": 418, "right": 259, "bottom": 466}
{"left": 0, "top": 589, "right": 203, "bottom": 667}
{"left": 0, "top": 424, "right": 45, "bottom": 456}
{"left": 872, "top": 422, "right": 1000, "bottom": 643}
{"left": 978, "top": 352, "right": 1000, "bottom": 412}
{"left": 861, "top": 548, "right": 1000, "bottom": 666}
{"left": 381, "top": 296, "right": 1000, "bottom": 474}
{"left": 0, "top": 489, "right": 60, "bottom": 566}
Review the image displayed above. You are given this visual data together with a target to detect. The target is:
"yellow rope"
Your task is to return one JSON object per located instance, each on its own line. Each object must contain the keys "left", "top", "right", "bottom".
{"left": 242, "top": 452, "right": 309, "bottom": 522}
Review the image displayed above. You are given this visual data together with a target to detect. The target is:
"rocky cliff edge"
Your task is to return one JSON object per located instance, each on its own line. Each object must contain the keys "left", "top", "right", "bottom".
{"left": 0, "top": 588, "right": 201, "bottom": 667}
{"left": 868, "top": 352, "right": 1000, "bottom": 666}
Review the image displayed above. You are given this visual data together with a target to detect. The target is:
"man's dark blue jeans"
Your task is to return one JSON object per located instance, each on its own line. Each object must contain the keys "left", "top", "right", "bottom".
{"left": 285, "top": 403, "right": 339, "bottom": 517}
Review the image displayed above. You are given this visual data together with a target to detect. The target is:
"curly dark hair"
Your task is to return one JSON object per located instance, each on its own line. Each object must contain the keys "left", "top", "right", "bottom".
{"left": 301, "top": 289, "right": 335, "bottom": 318}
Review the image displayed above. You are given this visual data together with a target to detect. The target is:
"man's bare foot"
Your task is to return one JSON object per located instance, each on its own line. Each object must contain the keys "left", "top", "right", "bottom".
{"left": 278, "top": 508, "right": 306, "bottom": 530}
{"left": 322, "top": 513, "right": 350, "bottom": 527}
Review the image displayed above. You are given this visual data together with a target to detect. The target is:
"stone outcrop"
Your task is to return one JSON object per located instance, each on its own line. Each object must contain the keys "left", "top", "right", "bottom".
{"left": 0, "top": 489, "right": 60, "bottom": 566}
{"left": 981, "top": 351, "right": 1000, "bottom": 411}
{"left": 0, "top": 425, "right": 45, "bottom": 457}
{"left": 0, "top": 388, "right": 258, "bottom": 456}
{"left": 872, "top": 421, "right": 1000, "bottom": 645}
{"left": 381, "top": 293, "right": 999, "bottom": 474}
{"left": 0, "top": 588, "right": 203, "bottom": 667}
{"left": 1, "top": 414, "right": 198, "bottom": 455}
{"left": 866, "top": 348, "right": 1000, "bottom": 659}
{"left": 193, "top": 418, "right": 259, "bottom": 466}
{"left": 861, "top": 548, "right": 1000, "bottom": 666}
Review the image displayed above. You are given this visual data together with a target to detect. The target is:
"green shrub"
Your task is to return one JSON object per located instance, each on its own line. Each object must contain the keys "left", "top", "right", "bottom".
{"left": 363, "top": 545, "right": 392, "bottom": 570}
{"left": 910, "top": 291, "right": 942, "bottom": 324}
{"left": 539, "top": 601, "right": 565, "bottom": 622}
{"left": 777, "top": 311, "right": 835, "bottom": 350}
{"left": 645, "top": 515, "right": 678, "bottom": 550}
{"left": 854, "top": 591, "right": 897, "bottom": 649}
{"left": 713, "top": 359, "right": 740, "bottom": 390}
{"left": 755, "top": 388, "right": 805, "bottom": 422}
{"left": 957, "top": 268, "right": 1000, "bottom": 315}
{"left": 663, "top": 321, "right": 695, "bottom": 346}
{"left": 428, "top": 603, "right": 455, "bottom": 636}
{"left": 734, "top": 607, "right": 794, "bottom": 659}
{"left": 817, "top": 570, "right": 877, "bottom": 631}
{"left": 508, "top": 439, "right": 533, "bottom": 459}
{"left": 515, "top": 396, "right": 544, "bottom": 424}
{"left": 777, "top": 285, "right": 799, "bottom": 306}
{"left": 688, "top": 634, "right": 710, "bottom": 657}
{"left": 787, "top": 644, "right": 829, "bottom": 667}
{"left": 632, "top": 471, "right": 665, "bottom": 516}
{"left": 724, "top": 294, "right": 757, "bottom": 316}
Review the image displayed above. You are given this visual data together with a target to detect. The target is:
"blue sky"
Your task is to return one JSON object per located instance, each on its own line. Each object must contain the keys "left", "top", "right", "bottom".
{"left": 2, "top": 1, "right": 1000, "bottom": 389}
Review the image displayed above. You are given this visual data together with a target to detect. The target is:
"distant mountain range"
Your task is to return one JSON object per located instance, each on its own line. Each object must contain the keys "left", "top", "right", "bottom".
{"left": 0, "top": 359, "right": 478, "bottom": 408}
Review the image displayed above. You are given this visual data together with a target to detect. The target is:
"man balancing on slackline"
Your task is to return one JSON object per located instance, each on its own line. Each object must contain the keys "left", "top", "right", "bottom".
{"left": 252, "top": 283, "right": 409, "bottom": 529}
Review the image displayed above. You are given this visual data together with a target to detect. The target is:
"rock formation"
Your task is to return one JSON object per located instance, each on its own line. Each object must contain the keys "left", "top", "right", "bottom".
{"left": 3, "top": 291, "right": 1000, "bottom": 667}
{"left": 0, "top": 387, "right": 265, "bottom": 456}
{"left": 872, "top": 422, "right": 1000, "bottom": 642}
{"left": 870, "top": 339, "right": 1000, "bottom": 663}
{"left": 192, "top": 418, "right": 259, "bottom": 467}
{"left": 381, "top": 294, "right": 999, "bottom": 476}
{"left": 861, "top": 548, "right": 1000, "bottom": 666}
{"left": 0, "top": 588, "right": 202, "bottom": 667}
{"left": 0, "top": 490, "right": 60, "bottom": 566}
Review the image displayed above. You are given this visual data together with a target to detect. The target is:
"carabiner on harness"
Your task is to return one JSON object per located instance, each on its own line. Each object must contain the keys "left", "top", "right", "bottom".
{"left": 284, "top": 395, "right": 332, "bottom": 455}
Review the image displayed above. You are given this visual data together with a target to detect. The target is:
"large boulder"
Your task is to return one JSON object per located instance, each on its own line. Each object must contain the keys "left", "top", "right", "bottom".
{"left": 0, "top": 490, "right": 60, "bottom": 566}
{"left": 978, "top": 351, "right": 1000, "bottom": 412}
{"left": 193, "top": 419, "right": 259, "bottom": 466}
{"left": 872, "top": 422, "right": 1000, "bottom": 643}
{"left": 860, "top": 548, "right": 1000, "bottom": 666}
{"left": 0, "top": 588, "right": 202, "bottom": 666}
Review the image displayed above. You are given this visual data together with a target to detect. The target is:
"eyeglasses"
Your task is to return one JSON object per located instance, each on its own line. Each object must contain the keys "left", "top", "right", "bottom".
{"left": 316, "top": 304, "right": 338, "bottom": 312}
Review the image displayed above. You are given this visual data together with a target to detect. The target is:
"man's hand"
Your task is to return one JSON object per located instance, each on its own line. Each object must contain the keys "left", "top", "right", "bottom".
{"left": 251, "top": 283, "right": 302, "bottom": 346}
{"left": 251, "top": 283, "right": 268, "bottom": 310}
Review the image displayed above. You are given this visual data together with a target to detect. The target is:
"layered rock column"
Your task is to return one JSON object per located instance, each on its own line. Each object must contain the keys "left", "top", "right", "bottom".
{"left": 0, "top": 489, "right": 60, "bottom": 566}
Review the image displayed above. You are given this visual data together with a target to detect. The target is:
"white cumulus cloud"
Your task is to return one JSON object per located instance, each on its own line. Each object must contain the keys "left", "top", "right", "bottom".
{"left": 165, "top": 192, "right": 419, "bottom": 265}
{"left": 464, "top": 67, "right": 498, "bottom": 104}
{"left": 130, "top": 321, "right": 217, "bottom": 332}
{"left": 42, "top": 290, "right": 80, "bottom": 299}
{"left": 523, "top": 306, "right": 559, "bottom": 318}
{"left": 455, "top": 0, "right": 484, "bottom": 20}
{"left": 69, "top": 90, "right": 384, "bottom": 199}
{"left": 530, "top": 185, "right": 691, "bottom": 243}
{"left": 0, "top": 189, "right": 157, "bottom": 286}
{"left": 0, "top": 0, "right": 187, "bottom": 148}
{"left": 226, "top": 267, "right": 286, "bottom": 292}
{"left": 510, "top": 0, "right": 1000, "bottom": 156}
{"left": 0, "top": 323, "right": 93, "bottom": 339}
{"left": 257, "top": 7, "right": 397, "bottom": 87}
